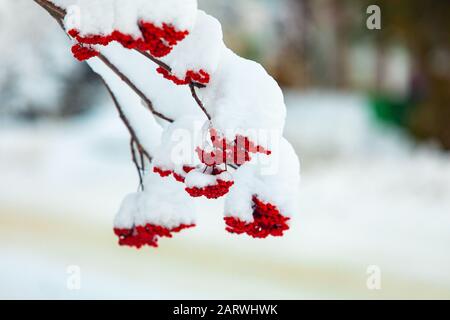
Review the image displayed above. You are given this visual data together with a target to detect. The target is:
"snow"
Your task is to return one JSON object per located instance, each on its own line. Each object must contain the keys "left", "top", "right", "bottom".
{"left": 3, "top": 0, "right": 449, "bottom": 299}
{"left": 1, "top": 91, "right": 450, "bottom": 298}
{"left": 97, "top": 42, "right": 204, "bottom": 121}
{"left": 199, "top": 48, "right": 286, "bottom": 147}
{"left": 114, "top": 193, "right": 139, "bottom": 229}
{"left": 185, "top": 169, "right": 232, "bottom": 188}
{"left": 225, "top": 138, "right": 300, "bottom": 222}
{"left": 115, "top": 171, "right": 196, "bottom": 229}
{"left": 161, "top": 10, "right": 225, "bottom": 81}
{"left": 152, "top": 115, "right": 206, "bottom": 174}
{"left": 77, "top": 3, "right": 297, "bottom": 235}
{"left": 50, "top": 0, "right": 198, "bottom": 35}
{"left": 53, "top": 2, "right": 288, "bottom": 152}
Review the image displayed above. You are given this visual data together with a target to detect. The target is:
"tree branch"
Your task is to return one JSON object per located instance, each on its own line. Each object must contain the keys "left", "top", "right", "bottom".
{"left": 189, "top": 83, "right": 211, "bottom": 121}
{"left": 34, "top": 0, "right": 211, "bottom": 122}
{"left": 98, "top": 54, "right": 173, "bottom": 122}
{"left": 103, "top": 80, "right": 152, "bottom": 162}
{"left": 130, "top": 138, "right": 144, "bottom": 190}
{"left": 33, "top": 0, "right": 205, "bottom": 87}
{"left": 104, "top": 80, "right": 153, "bottom": 188}
{"left": 34, "top": 0, "right": 65, "bottom": 20}
{"left": 33, "top": 0, "right": 174, "bottom": 123}
{"left": 34, "top": 0, "right": 218, "bottom": 167}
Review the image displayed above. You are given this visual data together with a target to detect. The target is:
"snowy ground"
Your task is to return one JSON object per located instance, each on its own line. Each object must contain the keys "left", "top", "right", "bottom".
{"left": 1, "top": 91, "right": 449, "bottom": 299}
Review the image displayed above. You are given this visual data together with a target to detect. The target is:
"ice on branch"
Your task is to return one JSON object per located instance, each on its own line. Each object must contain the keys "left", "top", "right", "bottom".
{"left": 114, "top": 171, "right": 197, "bottom": 248}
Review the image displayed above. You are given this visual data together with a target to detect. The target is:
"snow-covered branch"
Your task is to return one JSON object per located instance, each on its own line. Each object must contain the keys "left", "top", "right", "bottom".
{"left": 97, "top": 54, "right": 174, "bottom": 123}
{"left": 103, "top": 77, "right": 164, "bottom": 190}
{"left": 33, "top": 0, "right": 177, "bottom": 123}
{"left": 31, "top": 0, "right": 301, "bottom": 249}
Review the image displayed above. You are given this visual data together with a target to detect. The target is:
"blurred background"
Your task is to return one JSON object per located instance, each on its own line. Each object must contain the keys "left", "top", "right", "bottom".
{"left": 0, "top": 0, "right": 449, "bottom": 299}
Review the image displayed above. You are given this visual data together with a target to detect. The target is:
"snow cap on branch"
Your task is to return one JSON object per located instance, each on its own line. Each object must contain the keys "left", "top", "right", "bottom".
{"left": 53, "top": 0, "right": 198, "bottom": 59}
{"left": 223, "top": 139, "right": 300, "bottom": 238}
{"left": 114, "top": 170, "right": 196, "bottom": 229}
{"left": 136, "top": 171, "right": 196, "bottom": 228}
{"left": 152, "top": 115, "right": 206, "bottom": 178}
{"left": 225, "top": 138, "right": 300, "bottom": 223}
{"left": 184, "top": 167, "right": 234, "bottom": 199}
{"left": 52, "top": 0, "right": 198, "bottom": 34}
{"left": 200, "top": 48, "right": 287, "bottom": 150}
{"left": 114, "top": 170, "right": 197, "bottom": 248}
{"left": 158, "top": 10, "right": 225, "bottom": 85}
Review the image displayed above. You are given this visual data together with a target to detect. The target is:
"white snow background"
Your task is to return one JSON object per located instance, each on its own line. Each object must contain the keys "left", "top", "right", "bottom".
{"left": 1, "top": 91, "right": 449, "bottom": 299}
{"left": 0, "top": 0, "right": 449, "bottom": 299}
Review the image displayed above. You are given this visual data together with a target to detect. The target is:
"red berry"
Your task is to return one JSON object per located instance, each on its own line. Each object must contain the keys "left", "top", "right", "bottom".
{"left": 156, "top": 67, "right": 210, "bottom": 86}
{"left": 185, "top": 179, "right": 234, "bottom": 199}
{"left": 71, "top": 44, "right": 99, "bottom": 61}
{"left": 153, "top": 167, "right": 173, "bottom": 178}
{"left": 153, "top": 166, "right": 196, "bottom": 183}
{"left": 114, "top": 223, "right": 195, "bottom": 249}
{"left": 68, "top": 21, "right": 189, "bottom": 61}
{"left": 225, "top": 196, "right": 290, "bottom": 238}
{"left": 197, "top": 129, "right": 272, "bottom": 167}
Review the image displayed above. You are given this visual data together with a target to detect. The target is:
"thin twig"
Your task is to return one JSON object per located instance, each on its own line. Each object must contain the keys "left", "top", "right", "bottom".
{"left": 34, "top": 0, "right": 65, "bottom": 19}
{"left": 189, "top": 83, "right": 211, "bottom": 121}
{"left": 103, "top": 80, "right": 152, "bottom": 162}
{"left": 98, "top": 54, "right": 174, "bottom": 122}
{"left": 136, "top": 50, "right": 171, "bottom": 72}
{"left": 130, "top": 138, "right": 144, "bottom": 190}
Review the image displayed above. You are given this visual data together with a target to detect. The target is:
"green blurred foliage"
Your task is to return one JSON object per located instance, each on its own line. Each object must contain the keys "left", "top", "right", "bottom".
{"left": 368, "top": 0, "right": 450, "bottom": 149}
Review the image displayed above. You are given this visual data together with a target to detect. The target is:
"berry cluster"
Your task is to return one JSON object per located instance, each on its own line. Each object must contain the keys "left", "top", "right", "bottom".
{"left": 153, "top": 166, "right": 195, "bottom": 183}
{"left": 185, "top": 176, "right": 234, "bottom": 199}
{"left": 71, "top": 44, "right": 99, "bottom": 61}
{"left": 156, "top": 67, "right": 210, "bottom": 85}
{"left": 197, "top": 129, "right": 271, "bottom": 167}
{"left": 155, "top": 165, "right": 233, "bottom": 199}
{"left": 114, "top": 223, "right": 195, "bottom": 248}
{"left": 68, "top": 22, "right": 189, "bottom": 61}
{"left": 225, "top": 196, "right": 290, "bottom": 238}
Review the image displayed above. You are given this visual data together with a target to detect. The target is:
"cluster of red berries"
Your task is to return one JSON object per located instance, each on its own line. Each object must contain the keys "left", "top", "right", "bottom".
{"left": 114, "top": 223, "right": 195, "bottom": 248}
{"left": 154, "top": 166, "right": 233, "bottom": 199}
{"left": 71, "top": 44, "right": 99, "bottom": 61}
{"left": 185, "top": 174, "right": 234, "bottom": 199}
{"left": 197, "top": 129, "right": 271, "bottom": 167}
{"left": 156, "top": 67, "right": 210, "bottom": 85}
{"left": 68, "top": 22, "right": 189, "bottom": 61}
{"left": 153, "top": 166, "right": 195, "bottom": 183}
{"left": 225, "top": 196, "right": 290, "bottom": 238}
{"left": 153, "top": 129, "right": 273, "bottom": 201}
